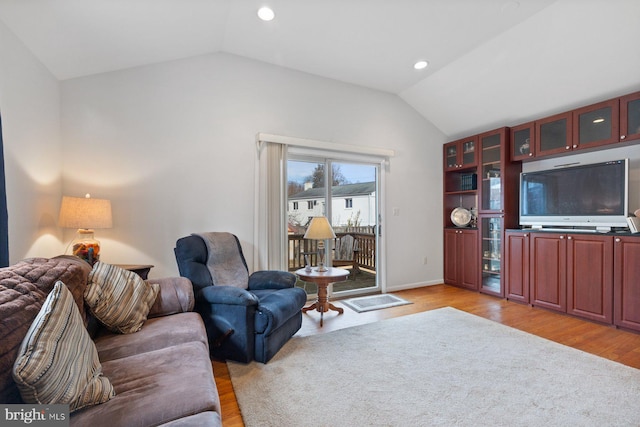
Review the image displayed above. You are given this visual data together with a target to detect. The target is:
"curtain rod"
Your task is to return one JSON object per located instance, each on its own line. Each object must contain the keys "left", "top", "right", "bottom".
{"left": 256, "top": 133, "right": 395, "bottom": 158}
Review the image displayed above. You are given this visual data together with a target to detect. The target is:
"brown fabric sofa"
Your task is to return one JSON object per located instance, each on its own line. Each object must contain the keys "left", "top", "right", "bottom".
{"left": 0, "top": 256, "right": 222, "bottom": 427}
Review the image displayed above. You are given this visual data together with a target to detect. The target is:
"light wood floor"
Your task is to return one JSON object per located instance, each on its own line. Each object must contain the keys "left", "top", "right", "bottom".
{"left": 212, "top": 284, "right": 640, "bottom": 427}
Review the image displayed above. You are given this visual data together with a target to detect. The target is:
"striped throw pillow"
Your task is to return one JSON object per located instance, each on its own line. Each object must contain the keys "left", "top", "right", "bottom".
{"left": 13, "top": 281, "right": 115, "bottom": 412}
{"left": 85, "top": 262, "right": 159, "bottom": 334}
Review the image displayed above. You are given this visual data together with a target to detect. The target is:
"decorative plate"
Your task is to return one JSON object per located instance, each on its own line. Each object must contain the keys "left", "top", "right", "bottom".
{"left": 451, "top": 207, "right": 472, "bottom": 227}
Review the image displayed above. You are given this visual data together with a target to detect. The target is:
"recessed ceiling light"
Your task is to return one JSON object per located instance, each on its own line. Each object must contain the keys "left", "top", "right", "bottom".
{"left": 257, "top": 7, "right": 275, "bottom": 21}
{"left": 414, "top": 60, "right": 429, "bottom": 70}
{"left": 593, "top": 118, "right": 605, "bottom": 124}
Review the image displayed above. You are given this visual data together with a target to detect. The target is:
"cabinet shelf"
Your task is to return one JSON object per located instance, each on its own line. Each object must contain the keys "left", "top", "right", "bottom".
{"left": 444, "top": 189, "right": 476, "bottom": 196}
{"left": 482, "top": 269, "right": 501, "bottom": 275}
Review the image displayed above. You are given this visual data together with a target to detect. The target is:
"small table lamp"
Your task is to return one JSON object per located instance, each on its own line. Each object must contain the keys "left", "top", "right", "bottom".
{"left": 58, "top": 194, "right": 112, "bottom": 265}
{"left": 303, "top": 216, "right": 336, "bottom": 272}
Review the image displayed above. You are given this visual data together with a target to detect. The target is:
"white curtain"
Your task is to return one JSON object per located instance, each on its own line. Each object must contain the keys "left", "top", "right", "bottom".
{"left": 254, "top": 141, "right": 287, "bottom": 271}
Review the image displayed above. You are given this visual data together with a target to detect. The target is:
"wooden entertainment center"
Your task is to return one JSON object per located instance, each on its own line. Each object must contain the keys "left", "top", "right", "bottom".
{"left": 443, "top": 90, "right": 640, "bottom": 332}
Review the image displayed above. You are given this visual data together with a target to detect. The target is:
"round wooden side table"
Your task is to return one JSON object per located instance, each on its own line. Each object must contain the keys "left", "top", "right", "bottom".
{"left": 296, "top": 267, "right": 350, "bottom": 326}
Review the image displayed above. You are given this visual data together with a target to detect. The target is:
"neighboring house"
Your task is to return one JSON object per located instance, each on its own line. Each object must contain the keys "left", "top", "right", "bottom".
{"left": 288, "top": 182, "right": 376, "bottom": 227}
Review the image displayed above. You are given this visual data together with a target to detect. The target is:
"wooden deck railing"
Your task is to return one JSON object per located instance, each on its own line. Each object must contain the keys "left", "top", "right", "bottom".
{"left": 287, "top": 231, "right": 376, "bottom": 272}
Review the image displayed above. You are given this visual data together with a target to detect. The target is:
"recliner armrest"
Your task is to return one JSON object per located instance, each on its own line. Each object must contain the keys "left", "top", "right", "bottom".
{"left": 147, "top": 277, "right": 195, "bottom": 318}
{"left": 248, "top": 270, "right": 297, "bottom": 290}
{"left": 199, "top": 285, "right": 260, "bottom": 306}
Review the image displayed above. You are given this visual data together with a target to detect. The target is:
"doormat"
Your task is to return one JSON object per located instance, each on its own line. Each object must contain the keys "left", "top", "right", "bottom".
{"left": 342, "top": 294, "right": 412, "bottom": 313}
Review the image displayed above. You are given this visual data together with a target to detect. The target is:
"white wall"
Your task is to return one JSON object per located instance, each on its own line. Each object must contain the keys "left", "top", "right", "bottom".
{"left": 402, "top": 0, "right": 640, "bottom": 139}
{"left": 0, "top": 20, "right": 62, "bottom": 263}
{"left": 61, "top": 53, "right": 445, "bottom": 288}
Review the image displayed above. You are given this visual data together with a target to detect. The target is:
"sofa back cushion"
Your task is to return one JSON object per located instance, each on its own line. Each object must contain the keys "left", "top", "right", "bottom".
{"left": 0, "top": 257, "right": 90, "bottom": 403}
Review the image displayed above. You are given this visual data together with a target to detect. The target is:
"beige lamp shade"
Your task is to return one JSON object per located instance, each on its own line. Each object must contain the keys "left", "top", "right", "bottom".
{"left": 303, "top": 216, "right": 336, "bottom": 240}
{"left": 58, "top": 195, "right": 113, "bottom": 230}
{"left": 303, "top": 216, "right": 335, "bottom": 272}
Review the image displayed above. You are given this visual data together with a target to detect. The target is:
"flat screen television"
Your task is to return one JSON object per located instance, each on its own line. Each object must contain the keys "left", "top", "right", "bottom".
{"left": 519, "top": 159, "right": 629, "bottom": 231}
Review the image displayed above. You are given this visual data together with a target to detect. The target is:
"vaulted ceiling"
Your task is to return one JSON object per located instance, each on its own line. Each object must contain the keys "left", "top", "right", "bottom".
{"left": 0, "top": 0, "right": 638, "bottom": 139}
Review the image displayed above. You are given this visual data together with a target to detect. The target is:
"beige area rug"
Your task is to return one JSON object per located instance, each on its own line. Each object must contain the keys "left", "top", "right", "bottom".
{"left": 228, "top": 307, "right": 640, "bottom": 427}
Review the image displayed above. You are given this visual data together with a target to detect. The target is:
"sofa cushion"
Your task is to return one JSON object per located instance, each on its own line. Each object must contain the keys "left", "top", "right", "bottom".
{"left": 94, "top": 312, "right": 208, "bottom": 362}
{"left": 12, "top": 281, "right": 114, "bottom": 412}
{"left": 0, "top": 258, "right": 91, "bottom": 404}
{"left": 70, "top": 341, "right": 220, "bottom": 427}
{"left": 85, "top": 262, "right": 159, "bottom": 334}
{"left": 147, "top": 277, "right": 195, "bottom": 318}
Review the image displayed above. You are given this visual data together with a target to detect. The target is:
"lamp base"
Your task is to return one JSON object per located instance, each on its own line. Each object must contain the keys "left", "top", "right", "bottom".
{"left": 71, "top": 229, "right": 101, "bottom": 265}
{"left": 315, "top": 247, "right": 328, "bottom": 272}
{"left": 315, "top": 263, "right": 328, "bottom": 272}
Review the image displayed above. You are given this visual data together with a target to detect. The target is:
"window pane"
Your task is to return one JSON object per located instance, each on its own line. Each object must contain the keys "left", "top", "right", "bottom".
{"left": 287, "top": 158, "right": 379, "bottom": 297}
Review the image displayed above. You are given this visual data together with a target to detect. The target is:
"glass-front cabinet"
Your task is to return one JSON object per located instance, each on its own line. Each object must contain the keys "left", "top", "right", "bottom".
{"left": 476, "top": 127, "right": 519, "bottom": 298}
{"left": 572, "top": 98, "right": 619, "bottom": 149}
{"left": 479, "top": 128, "right": 507, "bottom": 213}
{"left": 510, "top": 121, "right": 535, "bottom": 161}
{"left": 444, "top": 136, "right": 477, "bottom": 171}
{"left": 480, "top": 216, "right": 503, "bottom": 297}
{"left": 620, "top": 91, "right": 640, "bottom": 142}
{"left": 535, "top": 111, "right": 573, "bottom": 157}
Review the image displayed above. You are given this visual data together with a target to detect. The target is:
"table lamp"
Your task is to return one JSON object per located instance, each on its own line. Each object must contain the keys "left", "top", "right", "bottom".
{"left": 303, "top": 216, "right": 336, "bottom": 272}
{"left": 58, "top": 194, "right": 112, "bottom": 265}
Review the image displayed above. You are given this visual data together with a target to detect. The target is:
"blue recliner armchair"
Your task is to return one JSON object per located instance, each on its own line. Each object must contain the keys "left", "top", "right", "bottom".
{"left": 174, "top": 232, "right": 307, "bottom": 363}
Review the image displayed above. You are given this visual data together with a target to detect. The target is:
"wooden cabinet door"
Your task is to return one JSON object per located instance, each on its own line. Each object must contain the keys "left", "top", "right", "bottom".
{"left": 572, "top": 98, "right": 619, "bottom": 150}
{"left": 443, "top": 142, "right": 459, "bottom": 171}
{"left": 460, "top": 228, "right": 478, "bottom": 290}
{"left": 479, "top": 216, "right": 503, "bottom": 297}
{"left": 535, "top": 112, "right": 573, "bottom": 157}
{"left": 566, "top": 234, "right": 613, "bottom": 323}
{"left": 478, "top": 128, "right": 507, "bottom": 213}
{"left": 530, "top": 233, "right": 566, "bottom": 312}
{"left": 444, "top": 136, "right": 477, "bottom": 171}
{"left": 443, "top": 228, "right": 478, "bottom": 290}
{"left": 510, "top": 122, "right": 535, "bottom": 161}
{"left": 505, "top": 231, "right": 529, "bottom": 303}
{"left": 443, "top": 229, "right": 459, "bottom": 284}
{"left": 613, "top": 236, "right": 640, "bottom": 332}
{"left": 620, "top": 91, "right": 640, "bottom": 143}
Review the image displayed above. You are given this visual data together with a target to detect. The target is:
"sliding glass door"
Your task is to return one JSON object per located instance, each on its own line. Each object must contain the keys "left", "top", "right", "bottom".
{"left": 287, "top": 156, "right": 380, "bottom": 298}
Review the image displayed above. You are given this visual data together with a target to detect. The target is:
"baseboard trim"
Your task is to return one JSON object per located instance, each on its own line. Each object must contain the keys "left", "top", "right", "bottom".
{"left": 386, "top": 279, "right": 442, "bottom": 293}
